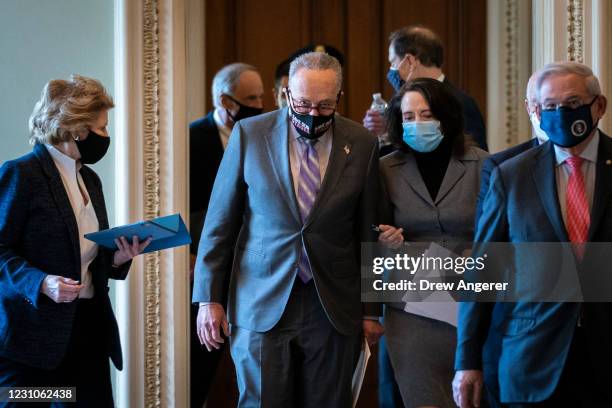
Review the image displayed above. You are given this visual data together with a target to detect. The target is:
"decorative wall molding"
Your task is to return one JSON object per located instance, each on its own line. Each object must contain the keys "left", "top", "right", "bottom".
{"left": 114, "top": 0, "right": 189, "bottom": 406}
{"left": 487, "top": 0, "right": 532, "bottom": 152}
{"left": 567, "top": 0, "right": 584, "bottom": 62}
{"left": 142, "top": 0, "right": 163, "bottom": 406}
{"left": 504, "top": 0, "right": 519, "bottom": 147}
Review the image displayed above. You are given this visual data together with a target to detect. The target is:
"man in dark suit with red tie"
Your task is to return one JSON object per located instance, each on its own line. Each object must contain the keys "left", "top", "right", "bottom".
{"left": 454, "top": 61, "right": 611, "bottom": 407}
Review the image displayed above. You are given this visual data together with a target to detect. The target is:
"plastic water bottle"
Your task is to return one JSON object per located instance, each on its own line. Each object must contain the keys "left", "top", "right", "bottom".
{"left": 370, "top": 93, "right": 387, "bottom": 113}
{"left": 370, "top": 93, "right": 390, "bottom": 145}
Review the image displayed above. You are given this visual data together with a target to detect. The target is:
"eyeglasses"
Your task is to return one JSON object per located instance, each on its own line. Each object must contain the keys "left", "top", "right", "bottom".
{"left": 286, "top": 89, "right": 339, "bottom": 115}
{"left": 539, "top": 96, "right": 598, "bottom": 111}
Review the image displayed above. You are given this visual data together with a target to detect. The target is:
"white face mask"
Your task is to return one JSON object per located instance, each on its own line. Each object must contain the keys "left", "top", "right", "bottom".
{"left": 530, "top": 111, "right": 549, "bottom": 145}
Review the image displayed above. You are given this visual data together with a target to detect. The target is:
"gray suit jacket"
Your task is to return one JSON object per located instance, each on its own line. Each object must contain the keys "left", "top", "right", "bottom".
{"left": 192, "top": 108, "right": 380, "bottom": 335}
{"left": 380, "top": 146, "right": 488, "bottom": 307}
{"left": 380, "top": 146, "right": 488, "bottom": 242}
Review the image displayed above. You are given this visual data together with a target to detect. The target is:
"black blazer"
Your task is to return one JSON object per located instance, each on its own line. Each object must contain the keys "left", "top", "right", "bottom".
{"left": 456, "top": 133, "right": 612, "bottom": 403}
{"left": 189, "top": 111, "right": 225, "bottom": 253}
{"left": 444, "top": 78, "right": 488, "bottom": 151}
{"left": 0, "top": 144, "right": 130, "bottom": 370}
{"left": 475, "top": 138, "right": 539, "bottom": 220}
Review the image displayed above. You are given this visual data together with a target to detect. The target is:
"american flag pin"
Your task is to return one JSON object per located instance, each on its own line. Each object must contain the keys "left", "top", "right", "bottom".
{"left": 344, "top": 145, "right": 350, "bottom": 155}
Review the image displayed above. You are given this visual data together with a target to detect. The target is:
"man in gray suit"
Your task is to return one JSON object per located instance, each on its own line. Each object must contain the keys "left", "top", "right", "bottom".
{"left": 193, "top": 52, "right": 384, "bottom": 407}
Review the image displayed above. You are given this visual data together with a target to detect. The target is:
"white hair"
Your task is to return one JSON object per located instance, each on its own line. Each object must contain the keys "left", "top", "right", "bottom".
{"left": 288, "top": 52, "right": 342, "bottom": 93}
{"left": 211, "top": 62, "right": 258, "bottom": 108}
{"left": 525, "top": 71, "right": 539, "bottom": 103}
{"left": 536, "top": 61, "right": 601, "bottom": 102}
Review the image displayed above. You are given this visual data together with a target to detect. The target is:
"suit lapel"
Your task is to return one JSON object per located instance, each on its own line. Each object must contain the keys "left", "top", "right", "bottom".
{"left": 302, "top": 122, "right": 352, "bottom": 229}
{"left": 435, "top": 154, "right": 466, "bottom": 204}
{"left": 33, "top": 144, "right": 81, "bottom": 264}
{"left": 264, "top": 110, "right": 301, "bottom": 224}
{"left": 588, "top": 132, "right": 612, "bottom": 240}
{"left": 397, "top": 153, "right": 435, "bottom": 207}
{"left": 532, "top": 142, "right": 569, "bottom": 242}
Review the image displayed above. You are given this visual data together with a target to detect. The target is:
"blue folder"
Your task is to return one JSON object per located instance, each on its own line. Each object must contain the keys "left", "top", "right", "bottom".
{"left": 84, "top": 213, "right": 191, "bottom": 254}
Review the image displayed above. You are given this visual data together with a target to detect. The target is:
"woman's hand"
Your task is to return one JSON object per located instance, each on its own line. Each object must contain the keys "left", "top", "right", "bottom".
{"left": 40, "top": 275, "right": 83, "bottom": 303}
{"left": 377, "top": 224, "right": 404, "bottom": 249}
{"left": 113, "top": 235, "right": 152, "bottom": 267}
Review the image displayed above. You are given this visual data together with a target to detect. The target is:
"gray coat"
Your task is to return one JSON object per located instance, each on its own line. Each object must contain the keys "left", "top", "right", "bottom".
{"left": 380, "top": 145, "right": 488, "bottom": 307}
{"left": 192, "top": 108, "right": 380, "bottom": 335}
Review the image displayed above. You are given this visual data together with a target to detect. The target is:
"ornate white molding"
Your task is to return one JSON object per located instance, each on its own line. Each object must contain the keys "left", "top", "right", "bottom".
{"left": 114, "top": 0, "right": 189, "bottom": 406}
{"left": 504, "top": 0, "right": 519, "bottom": 147}
{"left": 142, "top": 0, "right": 163, "bottom": 406}
{"left": 567, "top": 0, "right": 584, "bottom": 62}
{"left": 487, "top": 0, "right": 532, "bottom": 152}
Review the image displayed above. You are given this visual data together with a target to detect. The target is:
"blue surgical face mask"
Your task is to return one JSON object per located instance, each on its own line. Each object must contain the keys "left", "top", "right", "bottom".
{"left": 387, "top": 68, "right": 404, "bottom": 92}
{"left": 402, "top": 120, "right": 444, "bottom": 153}
{"left": 539, "top": 97, "right": 598, "bottom": 147}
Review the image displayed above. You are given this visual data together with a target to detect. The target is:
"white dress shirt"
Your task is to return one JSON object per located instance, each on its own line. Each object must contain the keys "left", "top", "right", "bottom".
{"left": 554, "top": 130, "right": 599, "bottom": 229}
{"left": 46, "top": 145, "right": 99, "bottom": 298}
{"left": 213, "top": 109, "right": 232, "bottom": 150}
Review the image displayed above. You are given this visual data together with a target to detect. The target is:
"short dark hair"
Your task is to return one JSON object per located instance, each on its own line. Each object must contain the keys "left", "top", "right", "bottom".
{"left": 389, "top": 25, "right": 444, "bottom": 68}
{"left": 386, "top": 78, "right": 465, "bottom": 155}
{"left": 274, "top": 58, "right": 291, "bottom": 89}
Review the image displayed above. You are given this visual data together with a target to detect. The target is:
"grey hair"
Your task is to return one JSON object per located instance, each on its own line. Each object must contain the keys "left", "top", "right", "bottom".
{"left": 211, "top": 62, "right": 258, "bottom": 108}
{"left": 289, "top": 52, "right": 342, "bottom": 93}
{"left": 536, "top": 61, "right": 601, "bottom": 102}
{"left": 525, "top": 71, "right": 539, "bottom": 103}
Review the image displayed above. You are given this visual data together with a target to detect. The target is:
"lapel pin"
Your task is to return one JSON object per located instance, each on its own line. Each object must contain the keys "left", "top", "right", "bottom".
{"left": 606, "top": 159, "right": 612, "bottom": 166}
{"left": 344, "top": 144, "right": 351, "bottom": 155}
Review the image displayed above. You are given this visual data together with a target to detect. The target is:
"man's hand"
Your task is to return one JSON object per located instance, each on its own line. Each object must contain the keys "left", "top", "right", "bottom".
{"left": 363, "top": 319, "right": 384, "bottom": 346}
{"left": 362, "top": 110, "right": 387, "bottom": 137}
{"left": 196, "top": 303, "right": 230, "bottom": 352}
{"left": 452, "top": 370, "right": 484, "bottom": 408}
{"left": 40, "top": 275, "right": 83, "bottom": 303}
{"left": 378, "top": 224, "right": 404, "bottom": 249}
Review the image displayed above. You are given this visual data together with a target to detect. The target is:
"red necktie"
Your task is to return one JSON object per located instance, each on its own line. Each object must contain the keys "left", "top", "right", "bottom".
{"left": 566, "top": 156, "right": 590, "bottom": 258}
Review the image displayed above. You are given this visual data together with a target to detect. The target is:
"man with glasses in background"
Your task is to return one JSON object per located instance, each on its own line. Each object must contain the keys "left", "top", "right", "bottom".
{"left": 193, "top": 52, "right": 384, "bottom": 407}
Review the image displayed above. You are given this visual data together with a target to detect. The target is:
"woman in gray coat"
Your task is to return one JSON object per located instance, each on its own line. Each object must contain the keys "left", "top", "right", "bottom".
{"left": 377, "top": 78, "right": 488, "bottom": 408}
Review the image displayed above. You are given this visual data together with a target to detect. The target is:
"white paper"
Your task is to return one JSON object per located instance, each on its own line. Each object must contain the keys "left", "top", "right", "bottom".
{"left": 402, "top": 242, "right": 458, "bottom": 327}
{"left": 351, "top": 337, "right": 371, "bottom": 407}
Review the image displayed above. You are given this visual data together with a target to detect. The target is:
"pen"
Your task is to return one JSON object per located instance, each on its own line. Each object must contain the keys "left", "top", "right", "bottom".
{"left": 371, "top": 224, "right": 381, "bottom": 232}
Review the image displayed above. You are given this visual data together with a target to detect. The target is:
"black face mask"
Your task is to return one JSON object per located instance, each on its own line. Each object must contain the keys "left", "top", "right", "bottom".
{"left": 75, "top": 130, "right": 110, "bottom": 164}
{"left": 288, "top": 105, "right": 334, "bottom": 140}
{"left": 225, "top": 95, "right": 263, "bottom": 123}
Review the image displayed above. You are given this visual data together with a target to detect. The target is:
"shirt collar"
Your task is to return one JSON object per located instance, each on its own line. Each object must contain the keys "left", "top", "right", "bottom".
{"left": 45, "top": 144, "right": 80, "bottom": 175}
{"left": 554, "top": 129, "right": 600, "bottom": 166}
{"left": 213, "top": 109, "right": 232, "bottom": 135}
{"left": 437, "top": 73, "right": 445, "bottom": 83}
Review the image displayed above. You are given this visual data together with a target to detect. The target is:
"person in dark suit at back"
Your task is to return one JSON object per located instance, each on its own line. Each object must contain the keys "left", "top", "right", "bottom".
{"left": 475, "top": 71, "right": 549, "bottom": 220}
{"left": 189, "top": 62, "right": 263, "bottom": 407}
{"left": 0, "top": 75, "right": 150, "bottom": 407}
{"left": 364, "top": 25, "right": 488, "bottom": 152}
{"left": 193, "top": 51, "right": 384, "bottom": 407}
{"left": 453, "top": 61, "right": 612, "bottom": 408}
